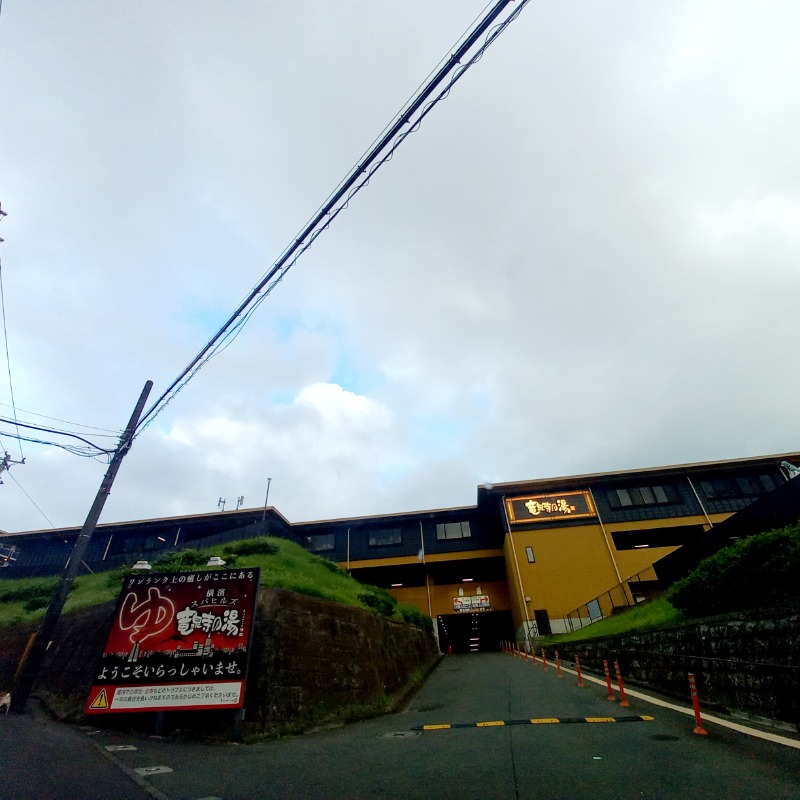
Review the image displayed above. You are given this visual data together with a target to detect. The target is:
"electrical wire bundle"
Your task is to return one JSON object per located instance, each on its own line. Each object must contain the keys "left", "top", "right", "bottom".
{"left": 133, "top": 0, "right": 531, "bottom": 437}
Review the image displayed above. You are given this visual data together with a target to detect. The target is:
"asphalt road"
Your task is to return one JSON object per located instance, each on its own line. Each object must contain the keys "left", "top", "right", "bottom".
{"left": 0, "top": 701, "right": 153, "bottom": 800}
{"left": 2, "top": 653, "right": 799, "bottom": 799}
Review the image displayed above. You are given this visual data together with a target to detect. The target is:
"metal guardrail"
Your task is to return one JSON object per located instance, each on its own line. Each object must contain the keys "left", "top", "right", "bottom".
{"left": 563, "top": 566, "right": 660, "bottom": 632}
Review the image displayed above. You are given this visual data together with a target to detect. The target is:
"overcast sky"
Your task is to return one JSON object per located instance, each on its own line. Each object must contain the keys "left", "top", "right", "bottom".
{"left": 2, "top": 1, "right": 799, "bottom": 534}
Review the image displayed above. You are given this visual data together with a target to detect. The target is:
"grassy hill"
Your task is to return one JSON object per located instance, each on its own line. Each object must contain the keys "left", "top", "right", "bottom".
{"left": 0, "top": 536, "right": 429, "bottom": 630}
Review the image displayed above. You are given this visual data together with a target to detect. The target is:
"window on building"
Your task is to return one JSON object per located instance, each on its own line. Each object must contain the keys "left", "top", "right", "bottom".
{"left": 525, "top": 546, "right": 535, "bottom": 563}
{"left": 699, "top": 474, "right": 776, "bottom": 501}
{"left": 435, "top": 521, "right": 472, "bottom": 540}
{"left": 368, "top": 528, "right": 402, "bottom": 547}
{"left": 308, "top": 534, "right": 335, "bottom": 552}
{"left": 607, "top": 484, "right": 678, "bottom": 509}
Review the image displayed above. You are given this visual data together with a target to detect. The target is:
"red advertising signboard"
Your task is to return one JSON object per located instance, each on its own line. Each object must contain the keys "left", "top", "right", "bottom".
{"left": 86, "top": 567, "right": 260, "bottom": 714}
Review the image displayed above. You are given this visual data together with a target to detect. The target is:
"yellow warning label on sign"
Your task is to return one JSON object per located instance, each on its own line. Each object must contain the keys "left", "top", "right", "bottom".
{"left": 89, "top": 689, "right": 109, "bottom": 710}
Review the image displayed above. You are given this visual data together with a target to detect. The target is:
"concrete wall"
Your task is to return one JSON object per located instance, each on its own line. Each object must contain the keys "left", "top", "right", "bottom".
{"left": 0, "top": 588, "right": 439, "bottom": 734}
{"left": 553, "top": 606, "right": 800, "bottom": 730}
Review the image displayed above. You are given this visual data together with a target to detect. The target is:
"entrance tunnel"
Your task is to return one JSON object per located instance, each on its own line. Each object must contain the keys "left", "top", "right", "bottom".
{"left": 436, "top": 610, "right": 514, "bottom": 654}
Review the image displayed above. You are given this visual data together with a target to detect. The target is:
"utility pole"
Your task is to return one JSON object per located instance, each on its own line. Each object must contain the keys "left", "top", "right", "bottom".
{"left": 261, "top": 477, "right": 272, "bottom": 534}
{"left": 11, "top": 380, "right": 153, "bottom": 713}
{"left": 261, "top": 478, "right": 272, "bottom": 518}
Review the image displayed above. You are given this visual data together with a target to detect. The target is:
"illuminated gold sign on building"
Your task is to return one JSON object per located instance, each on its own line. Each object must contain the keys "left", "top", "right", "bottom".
{"left": 505, "top": 490, "right": 595, "bottom": 524}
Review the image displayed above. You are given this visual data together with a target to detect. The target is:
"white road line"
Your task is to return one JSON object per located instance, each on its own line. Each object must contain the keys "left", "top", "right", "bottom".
{"left": 89, "top": 736, "right": 172, "bottom": 800}
{"left": 554, "top": 663, "right": 800, "bottom": 750}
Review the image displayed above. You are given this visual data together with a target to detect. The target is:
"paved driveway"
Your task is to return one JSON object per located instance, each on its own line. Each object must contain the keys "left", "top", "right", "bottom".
{"left": 5, "top": 653, "right": 799, "bottom": 799}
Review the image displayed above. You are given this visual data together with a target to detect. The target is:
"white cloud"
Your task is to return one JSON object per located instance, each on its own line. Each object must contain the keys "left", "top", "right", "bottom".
{"left": 696, "top": 195, "right": 800, "bottom": 244}
{"left": 2, "top": 0, "right": 800, "bottom": 533}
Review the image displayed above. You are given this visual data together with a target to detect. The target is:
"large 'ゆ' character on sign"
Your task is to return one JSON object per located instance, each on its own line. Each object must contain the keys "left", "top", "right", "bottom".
{"left": 118, "top": 587, "right": 175, "bottom": 646}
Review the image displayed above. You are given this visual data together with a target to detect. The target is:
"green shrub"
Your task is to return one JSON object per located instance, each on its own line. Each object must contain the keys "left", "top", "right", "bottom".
{"left": 23, "top": 596, "right": 50, "bottom": 612}
{"left": 398, "top": 603, "right": 433, "bottom": 631}
{"left": 318, "top": 557, "right": 348, "bottom": 577}
{"left": 0, "top": 577, "right": 57, "bottom": 604}
{"left": 222, "top": 537, "right": 278, "bottom": 557}
{"left": 358, "top": 588, "right": 397, "bottom": 617}
{"left": 105, "top": 565, "right": 133, "bottom": 590}
{"left": 667, "top": 525, "right": 800, "bottom": 616}
{"left": 151, "top": 549, "right": 211, "bottom": 571}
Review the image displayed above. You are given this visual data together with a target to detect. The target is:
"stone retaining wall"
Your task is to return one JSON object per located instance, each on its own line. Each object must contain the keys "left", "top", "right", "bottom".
{"left": 552, "top": 606, "right": 800, "bottom": 730}
{"left": 245, "top": 588, "right": 439, "bottom": 732}
{"left": 0, "top": 588, "right": 440, "bottom": 734}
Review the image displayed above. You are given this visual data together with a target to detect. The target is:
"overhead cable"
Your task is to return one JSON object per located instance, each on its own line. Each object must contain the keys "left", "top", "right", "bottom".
{"left": 0, "top": 400, "right": 121, "bottom": 435}
{"left": 0, "top": 415, "right": 116, "bottom": 453}
{"left": 0, "top": 237, "right": 23, "bottom": 460}
{"left": 4, "top": 469, "right": 57, "bottom": 528}
{"left": 134, "top": 0, "right": 532, "bottom": 435}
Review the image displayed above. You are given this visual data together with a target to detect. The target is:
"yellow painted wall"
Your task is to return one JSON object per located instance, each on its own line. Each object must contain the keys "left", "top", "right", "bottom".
{"left": 346, "top": 548, "right": 504, "bottom": 570}
{"left": 388, "top": 584, "right": 431, "bottom": 615}
{"left": 430, "top": 580, "right": 511, "bottom": 618}
{"left": 503, "top": 534, "right": 526, "bottom": 632}
{"left": 352, "top": 511, "right": 739, "bottom": 629}
{"left": 614, "top": 546, "right": 675, "bottom": 582}
{"left": 509, "top": 523, "right": 623, "bottom": 618}
{"left": 505, "top": 511, "right": 736, "bottom": 622}
{"left": 388, "top": 579, "right": 511, "bottom": 618}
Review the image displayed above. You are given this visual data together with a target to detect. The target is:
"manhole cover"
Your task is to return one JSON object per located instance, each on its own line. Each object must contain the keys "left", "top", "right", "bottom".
{"left": 649, "top": 735, "right": 680, "bottom": 742}
{"left": 135, "top": 766, "right": 174, "bottom": 776}
{"left": 416, "top": 704, "right": 443, "bottom": 712}
{"left": 380, "top": 731, "right": 421, "bottom": 739}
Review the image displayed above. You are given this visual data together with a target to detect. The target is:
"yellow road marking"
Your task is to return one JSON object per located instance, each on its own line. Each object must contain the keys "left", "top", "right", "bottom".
{"left": 416, "top": 715, "right": 655, "bottom": 732}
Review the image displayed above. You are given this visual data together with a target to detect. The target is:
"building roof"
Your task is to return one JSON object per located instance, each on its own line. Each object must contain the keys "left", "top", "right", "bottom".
{"left": 3, "top": 451, "right": 798, "bottom": 540}
{"left": 477, "top": 451, "right": 800, "bottom": 499}
{"left": 0, "top": 506, "right": 290, "bottom": 540}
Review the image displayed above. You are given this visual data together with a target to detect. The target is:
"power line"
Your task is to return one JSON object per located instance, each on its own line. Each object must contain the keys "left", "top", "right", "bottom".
{"left": 0, "top": 207, "right": 121, "bottom": 465}
{"left": 0, "top": 216, "right": 23, "bottom": 460}
{"left": 134, "top": 0, "right": 532, "bottom": 436}
{"left": 0, "top": 429, "right": 113, "bottom": 459}
{"left": 4, "top": 469, "right": 56, "bottom": 528}
{"left": 0, "top": 412, "right": 119, "bottom": 440}
{"left": 0, "top": 400, "right": 121, "bottom": 435}
{"left": 0, "top": 416, "right": 115, "bottom": 453}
